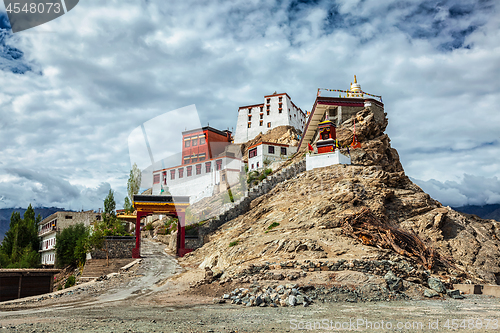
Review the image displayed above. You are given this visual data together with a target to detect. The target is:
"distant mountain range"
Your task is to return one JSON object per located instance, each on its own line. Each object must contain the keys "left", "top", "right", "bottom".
{"left": 452, "top": 204, "right": 500, "bottom": 221}
{"left": 0, "top": 207, "right": 65, "bottom": 242}
{"left": 0, "top": 204, "right": 498, "bottom": 243}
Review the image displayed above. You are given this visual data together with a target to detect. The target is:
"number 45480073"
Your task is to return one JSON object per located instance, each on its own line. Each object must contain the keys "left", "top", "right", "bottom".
{"left": 5, "top": 2, "right": 61, "bottom": 14}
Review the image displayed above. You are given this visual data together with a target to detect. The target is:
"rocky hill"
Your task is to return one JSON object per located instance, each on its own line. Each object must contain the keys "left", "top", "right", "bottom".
{"left": 182, "top": 109, "right": 500, "bottom": 290}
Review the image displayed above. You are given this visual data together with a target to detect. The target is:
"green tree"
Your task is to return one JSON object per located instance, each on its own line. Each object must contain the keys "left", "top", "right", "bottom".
{"left": 127, "top": 163, "right": 142, "bottom": 203}
{"left": 123, "top": 196, "right": 133, "bottom": 214}
{"left": 55, "top": 223, "right": 88, "bottom": 268}
{"left": 0, "top": 204, "right": 41, "bottom": 268}
{"left": 104, "top": 189, "right": 116, "bottom": 219}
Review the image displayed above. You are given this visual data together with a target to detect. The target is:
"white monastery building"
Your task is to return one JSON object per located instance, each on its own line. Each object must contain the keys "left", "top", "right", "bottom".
{"left": 234, "top": 93, "right": 306, "bottom": 144}
{"left": 248, "top": 142, "right": 297, "bottom": 171}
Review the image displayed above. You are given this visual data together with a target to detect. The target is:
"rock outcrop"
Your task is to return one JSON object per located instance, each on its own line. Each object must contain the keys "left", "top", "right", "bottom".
{"left": 183, "top": 109, "right": 500, "bottom": 286}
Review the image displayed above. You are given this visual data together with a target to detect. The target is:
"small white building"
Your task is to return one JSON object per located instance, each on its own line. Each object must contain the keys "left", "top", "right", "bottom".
{"left": 306, "top": 151, "right": 351, "bottom": 171}
{"left": 248, "top": 141, "right": 297, "bottom": 171}
{"left": 234, "top": 93, "right": 306, "bottom": 144}
{"left": 38, "top": 211, "right": 102, "bottom": 266}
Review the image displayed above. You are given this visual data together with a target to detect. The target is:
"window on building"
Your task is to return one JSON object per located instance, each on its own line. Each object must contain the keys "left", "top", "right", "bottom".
{"left": 153, "top": 174, "right": 160, "bottom": 184}
{"left": 178, "top": 168, "right": 184, "bottom": 178}
{"left": 268, "top": 146, "right": 275, "bottom": 154}
{"left": 205, "top": 162, "right": 212, "bottom": 173}
{"left": 199, "top": 134, "right": 206, "bottom": 145}
{"left": 279, "top": 103, "right": 282, "bottom": 108}
{"left": 266, "top": 104, "right": 270, "bottom": 110}
{"left": 163, "top": 172, "right": 167, "bottom": 185}
{"left": 257, "top": 162, "right": 259, "bottom": 168}
{"left": 196, "top": 164, "right": 202, "bottom": 175}
{"left": 65, "top": 215, "right": 72, "bottom": 219}
{"left": 183, "top": 156, "right": 190, "bottom": 164}
{"left": 266, "top": 98, "right": 270, "bottom": 103}
{"left": 198, "top": 153, "right": 206, "bottom": 161}
{"left": 216, "top": 159, "right": 222, "bottom": 171}
{"left": 248, "top": 108, "right": 252, "bottom": 113}
{"left": 222, "top": 174, "right": 226, "bottom": 181}
{"left": 248, "top": 122, "right": 251, "bottom": 128}
{"left": 279, "top": 108, "right": 282, "bottom": 113}
{"left": 248, "top": 115, "right": 252, "bottom": 121}
{"left": 260, "top": 114, "right": 263, "bottom": 119}
{"left": 184, "top": 139, "right": 190, "bottom": 147}
{"left": 251, "top": 164, "right": 254, "bottom": 169}
{"left": 281, "top": 147, "right": 287, "bottom": 155}
{"left": 259, "top": 120, "right": 263, "bottom": 126}
{"left": 267, "top": 110, "right": 270, "bottom": 115}
{"left": 187, "top": 166, "right": 192, "bottom": 177}
{"left": 267, "top": 122, "right": 271, "bottom": 128}
{"left": 192, "top": 138, "right": 198, "bottom": 146}
{"left": 260, "top": 106, "right": 263, "bottom": 112}
{"left": 279, "top": 96, "right": 282, "bottom": 102}
{"left": 249, "top": 148, "right": 257, "bottom": 158}
{"left": 170, "top": 170, "right": 175, "bottom": 180}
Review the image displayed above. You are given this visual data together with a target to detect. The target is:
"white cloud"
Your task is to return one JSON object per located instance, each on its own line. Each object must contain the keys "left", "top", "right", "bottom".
{"left": 413, "top": 174, "right": 500, "bottom": 206}
{"left": 0, "top": 0, "right": 499, "bottom": 209}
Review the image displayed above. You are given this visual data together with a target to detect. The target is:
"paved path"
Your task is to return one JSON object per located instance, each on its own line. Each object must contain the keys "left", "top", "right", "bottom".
{"left": 95, "top": 238, "right": 182, "bottom": 304}
{"left": 0, "top": 239, "right": 181, "bottom": 316}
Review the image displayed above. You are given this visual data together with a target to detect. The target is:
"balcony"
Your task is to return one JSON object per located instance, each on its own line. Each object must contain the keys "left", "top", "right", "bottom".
{"left": 38, "top": 225, "right": 56, "bottom": 237}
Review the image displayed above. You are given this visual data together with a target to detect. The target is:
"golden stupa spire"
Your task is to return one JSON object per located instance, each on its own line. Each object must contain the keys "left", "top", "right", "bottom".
{"left": 354, "top": 75, "right": 357, "bottom": 83}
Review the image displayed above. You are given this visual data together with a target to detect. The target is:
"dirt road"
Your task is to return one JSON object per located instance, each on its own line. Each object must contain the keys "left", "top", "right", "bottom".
{"left": 1, "top": 240, "right": 499, "bottom": 332}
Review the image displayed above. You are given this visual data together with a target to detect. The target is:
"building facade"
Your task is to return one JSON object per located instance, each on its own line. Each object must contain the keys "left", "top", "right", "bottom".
{"left": 248, "top": 141, "right": 297, "bottom": 171}
{"left": 298, "top": 76, "right": 385, "bottom": 152}
{"left": 152, "top": 126, "right": 244, "bottom": 203}
{"left": 38, "top": 211, "right": 102, "bottom": 266}
{"left": 234, "top": 93, "right": 306, "bottom": 144}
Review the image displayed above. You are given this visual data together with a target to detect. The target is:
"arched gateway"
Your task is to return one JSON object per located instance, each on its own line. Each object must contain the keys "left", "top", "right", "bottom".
{"left": 132, "top": 195, "right": 191, "bottom": 258}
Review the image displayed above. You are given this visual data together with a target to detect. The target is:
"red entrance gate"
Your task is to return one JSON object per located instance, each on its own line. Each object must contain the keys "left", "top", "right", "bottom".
{"left": 132, "top": 195, "right": 191, "bottom": 258}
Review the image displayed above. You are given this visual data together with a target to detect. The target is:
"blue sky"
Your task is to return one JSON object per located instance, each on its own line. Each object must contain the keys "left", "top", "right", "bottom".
{"left": 0, "top": 0, "right": 499, "bottom": 209}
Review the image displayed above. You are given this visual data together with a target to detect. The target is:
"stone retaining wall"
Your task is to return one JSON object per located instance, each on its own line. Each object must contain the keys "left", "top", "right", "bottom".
{"left": 91, "top": 237, "right": 135, "bottom": 259}
{"left": 197, "top": 160, "right": 306, "bottom": 242}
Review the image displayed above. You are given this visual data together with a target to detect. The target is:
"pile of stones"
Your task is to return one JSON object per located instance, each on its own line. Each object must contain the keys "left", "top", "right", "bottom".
{"left": 221, "top": 284, "right": 312, "bottom": 307}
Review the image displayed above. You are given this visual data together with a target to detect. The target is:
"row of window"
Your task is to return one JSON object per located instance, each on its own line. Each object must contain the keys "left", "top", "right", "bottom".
{"left": 183, "top": 153, "right": 206, "bottom": 164}
{"left": 39, "top": 221, "right": 56, "bottom": 234}
{"left": 248, "top": 122, "right": 272, "bottom": 128}
{"left": 247, "top": 97, "right": 285, "bottom": 114}
{"left": 41, "top": 238, "right": 55, "bottom": 250}
{"left": 248, "top": 146, "right": 287, "bottom": 158}
{"left": 184, "top": 134, "right": 206, "bottom": 148}
{"left": 42, "top": 253, "right": 54, "bottom": 264}
{"left": 154, "top": 160, "right": 224, "bottom": 184}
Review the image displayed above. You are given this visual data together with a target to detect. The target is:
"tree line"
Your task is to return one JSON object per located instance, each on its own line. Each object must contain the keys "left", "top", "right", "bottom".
{"left": 0, "top": 163, "right": 142, "bottom": 269}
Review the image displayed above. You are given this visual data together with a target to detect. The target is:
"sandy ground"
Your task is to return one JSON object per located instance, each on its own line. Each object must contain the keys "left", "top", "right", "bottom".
{"left": 1, "top": 239, "right": 499, "bottom": 332}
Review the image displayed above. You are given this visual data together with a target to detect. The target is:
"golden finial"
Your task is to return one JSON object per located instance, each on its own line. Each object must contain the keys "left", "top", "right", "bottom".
{"left": 354, "top": 75, "right": 357, "bottom": 83}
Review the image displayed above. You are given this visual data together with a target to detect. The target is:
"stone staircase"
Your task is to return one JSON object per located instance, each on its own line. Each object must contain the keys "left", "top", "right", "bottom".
{"left": 81, "top": 258, "right": 135, "bottom": 279}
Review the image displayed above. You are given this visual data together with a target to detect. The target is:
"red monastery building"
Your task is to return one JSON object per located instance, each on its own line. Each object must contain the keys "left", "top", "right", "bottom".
{"left": 152, "top": 126, "right": 243, "bottom": 203}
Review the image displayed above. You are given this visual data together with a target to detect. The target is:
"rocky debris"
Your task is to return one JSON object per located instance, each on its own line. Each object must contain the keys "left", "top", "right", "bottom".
{"left": 447, "top": 289, "right": 465, "bottom": 299}
{"left": 428, "top": 277, "right": 446, "bottom": 293}
{"left": 384, "top": 270, "right": 403, "bottom": 291}
{"left": 219, "top": 284, "right": 312, "bottom": 307}
{"left": 424, "top": 289, "right": 439, "bottom": 298}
